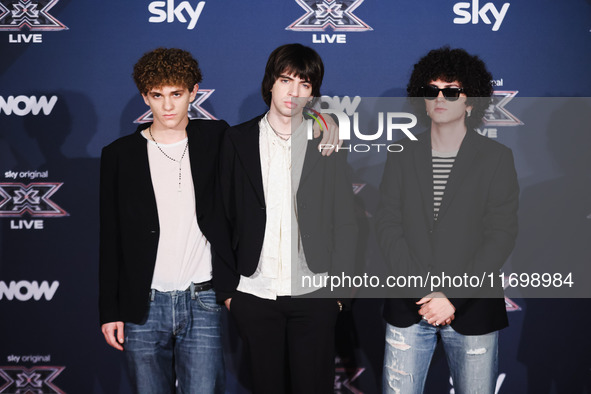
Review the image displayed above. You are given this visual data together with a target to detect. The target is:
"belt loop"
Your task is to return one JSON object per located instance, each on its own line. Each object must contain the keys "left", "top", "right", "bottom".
{"left": 190, "top": 282, "right": 196, "bottom": 300}
{"left": 150, "top": 289, "right": 156, "bottom": 302}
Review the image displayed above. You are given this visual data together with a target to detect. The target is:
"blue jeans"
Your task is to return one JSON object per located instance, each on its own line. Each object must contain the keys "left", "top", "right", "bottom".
{"left": 383, "top": 320, "right": 498, "bottom": 394}
{"left": 124, "top": 286, "right": 224, "bottom": 394}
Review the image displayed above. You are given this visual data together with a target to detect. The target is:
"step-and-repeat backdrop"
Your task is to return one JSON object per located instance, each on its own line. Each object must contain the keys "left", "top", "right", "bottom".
{"left": 1, "top": 1, "right": 590, "bottom": 393}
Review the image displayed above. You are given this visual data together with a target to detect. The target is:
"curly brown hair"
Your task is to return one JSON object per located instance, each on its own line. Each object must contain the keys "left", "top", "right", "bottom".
{"left": 407, "top": 47, "right": 493, "bottom": 130}
{"left": 133, "top": 48, "right": 202, "bottom": 95}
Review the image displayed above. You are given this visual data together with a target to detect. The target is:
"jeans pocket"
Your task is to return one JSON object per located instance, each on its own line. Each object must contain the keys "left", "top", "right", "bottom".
{"left": 196, "top": 289, "right": 222, "bottom": 312}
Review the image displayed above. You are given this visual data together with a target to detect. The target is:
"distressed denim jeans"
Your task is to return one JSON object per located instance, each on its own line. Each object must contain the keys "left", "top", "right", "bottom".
{"left": 124, "top": 287, "right": 224, "bottom": 394}
{"left": 383, "top": 320, "right": 498, "bottom": 394}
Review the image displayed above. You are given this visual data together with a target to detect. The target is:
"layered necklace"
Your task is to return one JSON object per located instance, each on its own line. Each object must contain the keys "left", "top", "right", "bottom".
{"left": 267, "top": 119, "right": 292, "bottom": 141}
{"left": 148, "top": 126, "right": 189, "bottom": 192}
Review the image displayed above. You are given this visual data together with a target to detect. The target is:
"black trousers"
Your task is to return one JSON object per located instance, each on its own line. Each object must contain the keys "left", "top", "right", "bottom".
{"left": 230, "top": 291, "right": 340, "bottom": 394}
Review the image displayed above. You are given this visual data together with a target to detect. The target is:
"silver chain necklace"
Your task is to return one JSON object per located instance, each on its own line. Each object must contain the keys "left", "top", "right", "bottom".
{"left": 148, "top": 126, "right": 189, "bottom": 192}
{"left": 267, "top": 118, "right": 291, "bottom": 140}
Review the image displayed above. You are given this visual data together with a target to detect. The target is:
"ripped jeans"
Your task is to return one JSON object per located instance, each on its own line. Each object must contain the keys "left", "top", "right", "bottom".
{"left": 383, "top": 320, "right": 498, "bottom": 394}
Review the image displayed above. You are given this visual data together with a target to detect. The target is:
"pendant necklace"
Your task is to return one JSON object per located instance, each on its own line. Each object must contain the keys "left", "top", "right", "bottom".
{"left": 148, "top": 126, "right": 189, "bottom": 192}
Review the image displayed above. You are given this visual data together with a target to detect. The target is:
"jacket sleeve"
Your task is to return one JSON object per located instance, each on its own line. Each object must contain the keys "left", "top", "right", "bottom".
{"left": 472, "top": 148, "right": 519, "bottom": 273}
{"left": 98, "top": 144, "right": 122, "bottom": 325}
{"left": 449, "top": 147, "right": 519, "bottom": 309}
{"left": 212, "top": 129, "right": 240, "bottom": 303}
{"left": 329, "top": 150, "right": 359, "bottom": 303}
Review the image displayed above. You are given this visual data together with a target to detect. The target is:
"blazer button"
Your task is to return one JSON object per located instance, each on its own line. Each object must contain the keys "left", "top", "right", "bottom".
{"left": 261, "top": 206, "right": 265, "bottom": 210}
{"left": 302, "top": 234, "right": 310, "bottom": 239}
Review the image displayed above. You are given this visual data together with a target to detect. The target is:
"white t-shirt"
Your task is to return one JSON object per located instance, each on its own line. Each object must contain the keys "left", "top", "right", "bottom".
{"left": 142, "top": 131, "right": 212, "bottom": 291}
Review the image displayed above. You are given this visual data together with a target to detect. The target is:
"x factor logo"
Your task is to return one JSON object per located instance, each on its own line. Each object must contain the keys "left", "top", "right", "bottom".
{"left": 0, "top": 0, "right": 68, "bottom": 31}
{"left": 334, "top": 366, "right": 365, "bottom": 393}
{"left": 0, "top": 182, "right": 68, "bottom": 217}
{"left": 286, "top": 0, "right": 372, "bottom": 32}
{"left": 135, "top": 89, "right": 217, "bottom": 123}
{"left": 0, "top": 366, "right": 65, "bottom": 394}
{"left": 502, "top": 275, "right": 521, "bottom": 312}
{"left": 505, "top": 296, "right": 521, "bottom": 312}
{"left": 484, "top": 91, "right": 523, "bottom": 127}
{"left": 352, "top": 183, "right": 365, "bottom": 195}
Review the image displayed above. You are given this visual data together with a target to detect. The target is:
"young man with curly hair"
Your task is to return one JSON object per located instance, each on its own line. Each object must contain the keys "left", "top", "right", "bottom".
{"left": 376, "top": 47, "right": 519, "bottom": 393}
{"left": 99, "top": 48, "right": 231, "bottom": 393}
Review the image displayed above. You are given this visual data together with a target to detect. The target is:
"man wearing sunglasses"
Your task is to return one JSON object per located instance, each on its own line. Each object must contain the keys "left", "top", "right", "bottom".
{"left": 376, "top": 47, "right": 519, "bottom": 393}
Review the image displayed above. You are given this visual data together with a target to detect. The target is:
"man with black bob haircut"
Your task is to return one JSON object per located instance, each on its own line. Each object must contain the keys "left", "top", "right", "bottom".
{"left": 99, "top": 47, "right": 231, "bottom": 393}
{"left": 376, "top": 47, "right": 519, "bottom": 393}
{"left": 217, "top": 43, "right": 358, "bottom": 393}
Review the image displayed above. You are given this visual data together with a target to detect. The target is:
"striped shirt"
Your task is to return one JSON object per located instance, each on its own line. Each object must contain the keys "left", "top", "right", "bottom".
{"left": 432, "top": 149, "right": 458, "bottom": 220}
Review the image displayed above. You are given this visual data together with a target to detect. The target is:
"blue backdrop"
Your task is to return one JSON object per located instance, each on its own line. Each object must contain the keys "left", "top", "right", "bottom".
{"left": 1, "top": 1, "right": 591, "bottom": 393}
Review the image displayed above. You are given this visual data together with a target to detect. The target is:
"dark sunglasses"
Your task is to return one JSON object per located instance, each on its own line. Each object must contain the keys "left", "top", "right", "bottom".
{"left": 421, "top": 86, "right": 465, "bottom": 101}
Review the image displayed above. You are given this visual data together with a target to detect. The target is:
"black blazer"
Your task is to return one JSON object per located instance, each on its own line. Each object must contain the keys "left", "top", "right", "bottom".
{"left": 376, "top": 130, "right": 519, "bottom": 335}
{"left": 98, "top": 119, "right": 231, "bottom": 325}
{"left": 214, "top": 115, "right": 358, "bottom": 302}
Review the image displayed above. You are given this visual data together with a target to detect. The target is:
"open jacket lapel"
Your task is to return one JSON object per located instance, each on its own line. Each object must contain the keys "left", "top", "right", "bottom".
{"left": 132, "top": 126, "right": 158, "bottom": 206}
{"left": 414, "top": 132, "right": 435, "bottom": 229}
{"left": 435, "top": 130, "right": 480, "bottom": 221}
{"left": 231, "top": 117, "right": 266, "bottom": 205}
{"left": 187, "top": 121, "right": 208, "bottom": 203}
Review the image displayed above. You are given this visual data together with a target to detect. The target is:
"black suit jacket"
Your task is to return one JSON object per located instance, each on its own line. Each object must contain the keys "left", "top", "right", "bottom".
{"left": 376, "top": 129, "right": 519, "bottom": 335}
{"left": 98, "top": 119, "right": 231, "bottom": 325}
{"left": 214, "top": 115, "right": 358, "bottom": 302}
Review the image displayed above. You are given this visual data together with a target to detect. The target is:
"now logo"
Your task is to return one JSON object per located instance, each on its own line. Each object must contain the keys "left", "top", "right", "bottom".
{"left": 320, "top": 96, "right": 361, "bottom": 116}
{"left": 0, "top": 96, "right": 58, "bottom": 116}
{"left": 148, "top": 0, "right": 206, "bottom": 30}
{"left": 0, "top": 280, "right": 60, "bottom": 301}
{"left": 453, "top": 0, "right": 510, "bottom": 31}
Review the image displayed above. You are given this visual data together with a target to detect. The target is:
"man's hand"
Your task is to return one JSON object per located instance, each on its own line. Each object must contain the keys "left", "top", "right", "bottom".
{"left": 312, "top": 114, "right": 342, "bottom": 156}
{"left": 101, "top": 321, "right": 125, "bottom": 351}
{"left": 224, "top": 298, "right": 231, "bottom": 311}
{"left": 417, "top": 292, "right": 455, "bottom": 326}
